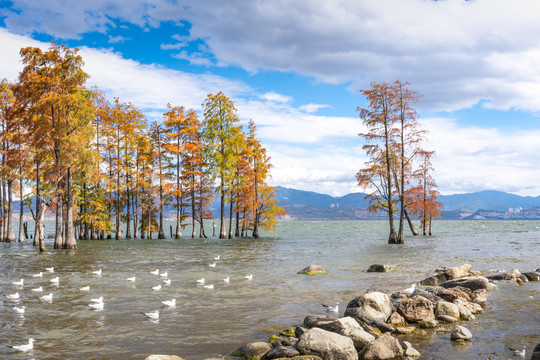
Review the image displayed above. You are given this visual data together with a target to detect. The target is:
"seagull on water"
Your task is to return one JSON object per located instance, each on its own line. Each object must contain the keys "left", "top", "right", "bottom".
{"left": 322, "top": 302, "right": 339, "bottom": 313}
{"left": 401, "top": 283, "right": 416, "bottom": 295}
{"left": 6, "top": 292, "right": 20, "bottom": 300}
{"left": 150, "top": 269, "right": 159, "bottom": 275}
{"left": 209, "top": 263, "right": 216, "bottom": 268}
{"left": 92, "top": 269, "right": 102, "bottom": 276}
{"left": 12, "top": 305, "right": 25, "bottom": 314}
{"left": 88, "top": 301, "right": 104, "bottom": 310}
{"left": 90, "top": 296, "right": 104, "bottom": 303}
{"left": 214, "top": 255, "right": 220, "bottom": 260}
{"left": 127, "top": 277, "right": 136, "bottom": 282}
{"left": 161, "top": 299, "right": 176, "bottom": 307}
{"left": 244, "top": 274, "right": 253, "bottom": 281}
{"left": 142, "top": 311, "right": 159, "bottom": 320}
{"left": 508, "top": 346, "right": 526, "bottom": 357}
{"left": 32, "top": 272, "right": 43, "bottom": 278}
{"left": 12, "top": 279, "right": 24, "bottom": 286}
{"left": 196, "top": 278, "right": 205, "bottom": 285}
{"left": 50, "top": 277, "right": 59, "bottom": 285}
{"left": 32, "top": 286, "right": 43, "bottom": 292}
{"left": 203, "top": 284, "right": 214, "bottom": 289}
{"left": 223, "top": 277, "right": 230, "bottom": 283}
{"left": 7, "top": 338, "right": 34, "bottom": 352}
{"left": 45, "top": 267, "right": 54, "bottom": 273}
{"left": 159, "top": 271, "right": 168, "bottom": 277}
{"left": 152, "top": 284, "right": 162, "bottom": 291}
{"left": 163, "top": 279, "right": 171, "bottom": 285}
{"left": 79, "top": 286, "right": 90, "bottom": 292}
{"left": 40, "top": 293, "right": 53, "bottom": 302}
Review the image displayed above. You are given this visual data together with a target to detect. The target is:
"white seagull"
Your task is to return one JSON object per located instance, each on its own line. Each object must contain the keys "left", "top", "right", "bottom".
{"left": 196, "top": 278, "right": 205, "bottom": 285}
{"left": 90, "top": 296, "right": 104, "bottom": 303}
{"left": 223, "top": 277, "right": 230, "bottom": 283}
{"left": 8, "top": 338, "right": 34, "bottom": 352}
{"left": 161, "top": 299, "right": 176, "bottom": 307}
{"left": 32, "top": 272, "right": 43, "bottom": 278}
{"left": 152, "top": 284, "right": 162, "bottom": 291}
{"left": 142, "top": 311, "right": 159, "bottom": 320}
{"left": 244, "top": 274, "right": 253, "bottom": 281}
{"left": 92, "top": 269, "right": 102, "bottom": 276}
{"left": 209, "top": 263, "right": 216, "bottom": 268}
{"left": 159, "top": 271, "right": 168, "bottom": 277}
{"left": 50, "top": 277, "right": 59, "bottom": 285}
{"left": 12, "top": 305, "right": 25, "bottom": 314}
{"left": 32, "top": 286, "right": 43, "bottom": 292}
{"left": 127, "top": 277, "right": 136, "bottom": 282}
{"left": 79, "top": 286, "right": 90, "bottom": 292}
{"left": 40, "top": 293, "right": 53, "bottom": 302}
{"left": 322, "top": 302, "right": 339, "bottom": 313}
{"left": 162, "top": 279, "right": 171, "bottom": 285}
{"left": 12, "top": 279, "right": 24, "bottom": 286}
{"left": 6, "top": 292, "right": 20, "bottom": 300}
{"left": 45, "top": 267, "right": 54, "bottom": 273}
{"left": 508, "top": 346, "right": 526, "bottom": 357}
{"left": 402, "top": 284, "right": 416, "bottom": 295}
{"left": 88, "top": 301, "right": 104, "bottom": 310}
{"left": 203, "top": 284, "right": 214, "bottom": 289}
{"left": 150, "top": 269, "right": 159, "bottom": 275}
{"left": 214, "top": 255, "right": 220, "bottom": 260}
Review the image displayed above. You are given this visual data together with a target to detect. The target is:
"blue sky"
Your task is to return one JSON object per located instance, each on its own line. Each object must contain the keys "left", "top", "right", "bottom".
{"left": 1, "top": 0, "right": 540, "bottom": 197}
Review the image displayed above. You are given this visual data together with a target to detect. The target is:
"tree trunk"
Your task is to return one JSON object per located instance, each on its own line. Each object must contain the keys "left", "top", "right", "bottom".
{"left": 191, "top": 182, "right": 196, "bottom": 239}
{"left": 234, "top": 202, "right": 240, "bottom": 237}
{"left": 404, "top": 209, "right": 418, "bottom": 236}
{"left": 54, "top": 200, "right": 62, "bottom": 249}
{"left": 5, "top": 180, "right": 15, "bottom": 242}
{"left": 125, "top": 184, "right": 132, "bottom": 239}
{"left": 228, "top": 189, "right": 234, "bottom": 239}
{"left": 36, "top": 200, "right": 47, "bottom": 252}
{"left": 18, "top": 177, "right": 24, "bottom": 243}
{"left": 33, "top": 161, "right": 41, "bottom": 246}
{"left": 219, "top": 171, "right": 226, "bottom": 239}
{"left": 64, "top": 167, "right": 77, "bottom": 249}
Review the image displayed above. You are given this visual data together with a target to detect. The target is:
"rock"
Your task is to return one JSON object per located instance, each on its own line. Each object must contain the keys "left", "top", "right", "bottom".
{"left": 434, "top": 287, "right": 472, "bottom": 302}
{"left": 394, "top": 326, "right": 415, "bottom": 334}
{"left": 522, "top": 272, "right": 540, "bottom": 281}
{"left": 387, "top": 311, "right": 406, "bottom": 326}
{"left": 345, "top": 291, "right": 394, "bottom": 323}
{"left": 397, "top": 295, "right": 435, "bottom": 323}
{"left": 402, "top": 341, "right": 421, "bottom": 358}
{"left": 419, "top": 319, "right": 439, "bottom": 328}
{"left": 229, "top": 342, "right": 273, "bottom": 360}
{"left": 439, "top": 264, "right": 472, "bottom": 279}
{"left": 485, "top": 269, "right": 521, "bottom": 282}
{"left": 450, "top": 325, "right": 472, "bottom": 341}
{"left": 361, "top": 333, "right": 403, "bottom": 360}
{"left": 470, "top": 289, "right": 489, "bottom": 305}
{"left": 303, "top": 316, "right": 337, "bottom": 329}
{"left": 276, "top": 356, "right": 323, "bottom": 360}
{"left": 145, "top": 356, "right": 184, "bottom": 360}
{"left": 295, "top": 326, "right": 309, "bottom": 338}
{"left": 280, "top": 328, "right": 296, "bottom": 337}
{"left": 531, "top": 342, "right": 540, "bottom": 360}
{"left": 297, "top": 265, "right": 326, "bottom": 275}
{"left": 261, "top": 346, "right": 300, "bottom": 360}
{"left": 452, "top": 298, "right": 475, "bottom": 321}
{"left": 420, "top": 273, "right": 448, "bottom": 286}
{"left": 367, "top": 264, "right": 396, "bottom": 273}
{"left": 435, "top": 301, "right": 460, "bottom": 320}
{"left": 436, "top": 314, "right": 458, "bottom": 323}
{"left": 296, "top": 328, "right": 358, "bottom": 360}
{"left": 442, "top": 276, "right": 492, "bottom": 291}
{"left": 316, "top": 316, "right": 375, "bottom": 350}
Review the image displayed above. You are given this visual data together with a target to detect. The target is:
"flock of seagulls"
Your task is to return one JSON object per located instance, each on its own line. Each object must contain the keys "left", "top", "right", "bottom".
{"left": 3, "top": 252, "right": 255, "bottom": 354}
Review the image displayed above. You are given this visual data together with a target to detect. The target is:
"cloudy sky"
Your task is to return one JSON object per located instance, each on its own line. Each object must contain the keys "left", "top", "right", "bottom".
{"left": 1, "top": 0, "right": 540, "bottom": 197}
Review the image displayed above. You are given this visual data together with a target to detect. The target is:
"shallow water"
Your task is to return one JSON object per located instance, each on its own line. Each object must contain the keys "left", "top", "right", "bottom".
{"left": 0, "top": 220, "right": 539, "bottom": 359}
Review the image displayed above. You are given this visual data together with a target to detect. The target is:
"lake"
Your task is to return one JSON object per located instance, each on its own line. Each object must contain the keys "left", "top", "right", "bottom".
{"left": 1, "top": 220, "right": 539, "bottom": 359}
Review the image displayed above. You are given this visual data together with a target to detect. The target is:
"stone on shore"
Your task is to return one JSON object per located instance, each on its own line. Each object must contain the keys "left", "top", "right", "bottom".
{"left": 485, "top": 269, "right": 521, "bottom": 282}
{"left": 361, "top": 333, "right": 403, "bottom": 360}
{"left": 442, "top": 276, "right": 492, "bottom": 291}
{"left": 296, "top": 328, "right": 358, "bottom": 360}
{"left": 531, "top": 342, "right": 540, "bottom": 360}
{"left": 402, "top": 341, "right": 421, "bottom": 358}
{"left": 450, "top": 325, "right": 472, "bottom": 341}
{"left": 435, "top": 301, "right": 460, "bottom": 320}
{"left": 418, "top": 319, "right": 439, "bottom": 328}
{"left": 452, "top": 298, "right": 476, "bottom": 320}
{"left": 145, "top": 356, "right": 184, "bottom": 360}
{"left": 470, "top": 289, "right": 489, "bottom": 305}
{"left": 436, "top": 314, "right": 458, "bottom": 323}
{"left": 297, "top": 265, "right": 326, "bottom": 275}
{"left": 229, "top": 342, "right": 272, "bottom": 360}
{"left": 387, "top": 311, "right": 406, "bottom": 326}
{"left": 522, "top": 272, "right": 540, "bottom": 281}
{"left": 344, "top": 292, "right": 394, "bottom": 323}
{"left": 397, "top": 295, "right": 435, "bottom": 323}
{"left": 420, "top": 264, "right": 472, "bottom": 286}
{"left": 317, "top": 317, "right": 375, "bottom": 350}
{"left": 303, "top": 316, "right": 337, "bottom": 329}
{"left": 261, "top": 346, "right": 300, "bottom": 360}
{"left": 434, "top": 287, "right": 472, "bottom": 302}
{"left": 367, "top": 264, "right": 396, "bottom": 273}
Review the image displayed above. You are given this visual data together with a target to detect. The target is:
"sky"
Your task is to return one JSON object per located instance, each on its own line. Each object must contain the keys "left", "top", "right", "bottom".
{"left": 1, "top": 0, "right": 540, "bottom": 197}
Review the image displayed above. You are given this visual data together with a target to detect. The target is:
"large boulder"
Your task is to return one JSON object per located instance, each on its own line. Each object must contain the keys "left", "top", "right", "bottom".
{"left": 304, "top": 316, "right": 338, "bottom": 329}
{"left": 229, "top": 342, "right": 273, "bottom": 360}
{"left": 435, "top": 301, "right": 460, "bottom": 320}
{"left": 261, "top": 346, "right": 300, "bottom": 360}
{"left": 344, "top": 292, "right": 393, "bottom": 323}
{"left": 361, "top": 333, "right": 403, "bottom": 360}
{"left": 442, "top": 276, "right": 492, "bottom": 291}
{"left": 434, "top": 287, "right": 472, "bottom": 302}
{"left": 522, "top": 272, "right": 540, "bottom": 281}
{"left": 297, "top": 265, "right": 326, "bottom": 275}
{"left": 367, "top": 264, "right": 396, "bottom": 273}
{"left": 450, "top": 325, "right": 472, "bottom": 341}
{"left": 317, "top": 317, "right": 375, "bottom": 350}
{"left": 485, "top": 269, "right": 521, "bottom": 282}
{"left": 420, "top": 264, "right": 472, "bottom": 286}
{"left": 531, "top": 342, "right": 540, "bottom": 360}
{"left": 295, "top": 328, "right": 358, "bottom": 360}
{"left": 402, "top": 341, "right": 421, "bottom": 358}
{"left": 397, "top": 295, "right": 435, "bottom": 323}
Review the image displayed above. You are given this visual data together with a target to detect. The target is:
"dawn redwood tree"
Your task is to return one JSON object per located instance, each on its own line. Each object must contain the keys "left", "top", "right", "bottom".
{"left": 149, "top": 121, "right": 170, "bottom": 239}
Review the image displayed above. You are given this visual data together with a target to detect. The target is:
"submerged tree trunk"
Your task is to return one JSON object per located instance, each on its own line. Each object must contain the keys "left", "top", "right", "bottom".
{"left": 404, "top": 209, "right": 418, "bottom": 236}
{"left": 33, "top": 161, "right": 41, "bottom": 247}
{"left": 64, "top": 167, "right": 77, "bottom": 249}
{"left": 35, "top": 200, "right": 47, "bottom": 252}
{"left": 18, "top": 177, "right": 24, "bottom": 243}
{"left": 5, "top": 180, "right": 15, "bottom": 242}
{"left": 219, "top": 172, "right": 226, "bottom": 238}
{"left": 54, "top": 200, "right": 63, "bottom": 249}
{"left": 228, "top": 189, "right": 234, "bottom": 239}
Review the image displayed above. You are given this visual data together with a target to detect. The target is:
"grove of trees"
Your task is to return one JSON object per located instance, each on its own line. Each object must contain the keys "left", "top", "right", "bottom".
{"left": 0, "top": 43, "right": 284, "bottom": 251}
{"left": 357, "top": 80, "right": 442, "bottom": 244}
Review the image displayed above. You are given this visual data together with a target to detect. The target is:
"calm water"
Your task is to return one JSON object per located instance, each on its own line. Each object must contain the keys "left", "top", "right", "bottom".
{"left": 1, "top": 220, "right": 539, "bottom": 360}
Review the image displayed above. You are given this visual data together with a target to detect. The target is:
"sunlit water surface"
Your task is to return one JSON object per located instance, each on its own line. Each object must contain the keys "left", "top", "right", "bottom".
{"left": 1, "top": 220, "right": 539, "bottom": 359}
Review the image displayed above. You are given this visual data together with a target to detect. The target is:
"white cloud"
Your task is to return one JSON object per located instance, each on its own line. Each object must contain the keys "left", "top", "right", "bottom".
{"left": 299, "top": 103, "right": 331, "bottom": 114}
{"left": 108, "top": 35, "right": 128, "bottom": 43}
{"left": 258, "top": 92, "right": 292, "bottom": 104}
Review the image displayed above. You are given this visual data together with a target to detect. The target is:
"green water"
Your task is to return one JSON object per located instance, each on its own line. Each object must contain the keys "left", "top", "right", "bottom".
{"left": 1, "top": 220, "right": 539, "bottom": 359}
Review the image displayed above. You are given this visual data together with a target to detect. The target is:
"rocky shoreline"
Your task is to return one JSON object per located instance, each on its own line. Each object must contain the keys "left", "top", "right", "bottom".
{"left": 146, "top": 264, "right": 540, "bottom": 360}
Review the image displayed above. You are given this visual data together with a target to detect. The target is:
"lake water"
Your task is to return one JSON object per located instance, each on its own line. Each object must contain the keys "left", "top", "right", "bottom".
{"left": 1, "top": 220, "right": 539, "bottom": 359}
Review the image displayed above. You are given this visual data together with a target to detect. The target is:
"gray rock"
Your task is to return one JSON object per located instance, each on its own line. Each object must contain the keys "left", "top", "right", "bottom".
{"left": 435, "top": 301, "right": 460, "bottom": 319}
{"left": 434, "top": 287, "right": 472, "bottom": 302}
{"left": 402, "top": 341, "right": 421, "bottom": 358}
{"left": 442, "top": 276, "right": 492, "bottom": 291}
{"left": 471, "top": 289, "right": 489, "bottom": 305}
{"left": 387, "top": 311, "right": 406, "bottom": 325}
{"left": 303, "top": 316, "right": 337, "bottom": 329}
{"left": 522, "top": 272, "right": 540, "bottom": 281}
{"left": 436, "top": 314, "right": 458, "bottom": 323}
{"left": 452, "top": 298, "right": 475, "bottom": 321}
{"left": 420, "top": 273, "right": 449, "bottom": 286}
{"left": 295, "top": 326, "right": 309, "bottom": 338}
{"left": 397, "top": 295, "right": 435, "bottom": 323}
{"left": 420, "top": 264, "right": 472, "bottom": 286}
{"left": 145, "top": 356, "right": 184, "bottom": 360}
{"left": 230, "top": 342, "right": 272, "bottom": 360}
{"left": 367, "top": 264, "right": 396, "bottom": 272}
{"left": 531, "top": 342, "right": 540, "bottom": 360}
{"left": 317, "top": 316, "right": 375, "bottom": 350}
{"left": 361, "top": 333, "right": 403, "bottom": 360}
{"left": 419, "top": 319, "right": 439, "bottom": 328}
{"left": 345, "top": 291, "right": 394, "bottom": 323}
{"left": 297, "top": 265, "right": 325, "bottom": 275}
{"left": 262, "top": 346, "right": 300, "bottom": 360}
{"left": 450, "top": 325, "right": 472, "bottom": 341}
{"left": 485, "top": 269, "right": 521, "bottom": 282}
{"left": 296, "top": 328, "right": 358, "bottom": 360}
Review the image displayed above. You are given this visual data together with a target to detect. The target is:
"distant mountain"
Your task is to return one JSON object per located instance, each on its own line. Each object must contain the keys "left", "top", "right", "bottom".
{"left": 438, "top": 190, "right": 540, "bottom": 212}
